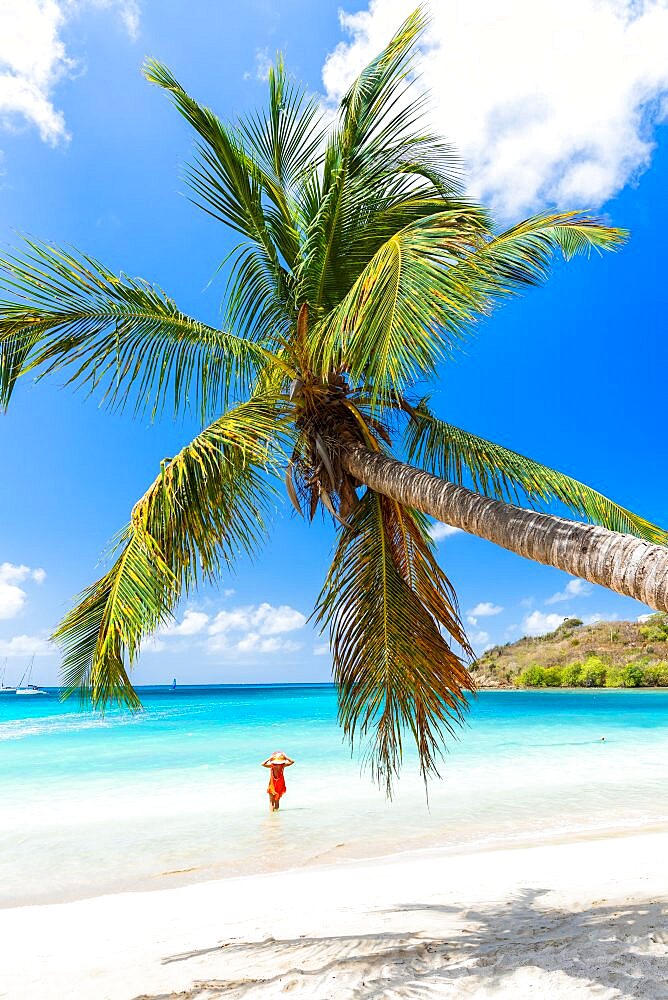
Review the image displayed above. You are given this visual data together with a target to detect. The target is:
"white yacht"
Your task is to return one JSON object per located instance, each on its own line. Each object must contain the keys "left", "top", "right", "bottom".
{"left": 15, "top": 657, "right": 47, "bottom": 696}
{"left": 0, "top": 659, "right": 16, "bottom": 695}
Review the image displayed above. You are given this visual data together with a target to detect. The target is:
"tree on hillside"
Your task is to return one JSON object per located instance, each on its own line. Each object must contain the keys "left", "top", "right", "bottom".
{"left": 1, "top": 10, "right": 666, "bottom": 791}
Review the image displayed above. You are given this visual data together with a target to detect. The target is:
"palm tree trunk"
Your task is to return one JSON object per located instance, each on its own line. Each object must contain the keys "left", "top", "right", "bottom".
{"left": 341, "top": 444, "right": 668, "bottom": 613}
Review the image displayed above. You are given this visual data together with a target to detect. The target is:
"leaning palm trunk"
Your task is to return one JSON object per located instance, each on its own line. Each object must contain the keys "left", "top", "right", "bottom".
{"left": 342, "top": 445, "right": 668, "bottom": 613}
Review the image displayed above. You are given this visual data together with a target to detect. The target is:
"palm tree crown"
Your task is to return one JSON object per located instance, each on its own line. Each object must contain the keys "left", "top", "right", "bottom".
{"left": 1, "top": 9, "right": 664, "bottom": 792}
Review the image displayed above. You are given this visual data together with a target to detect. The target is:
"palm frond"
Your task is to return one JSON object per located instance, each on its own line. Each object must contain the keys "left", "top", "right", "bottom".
{"left": 237, "top": 56, "right": 326, "bottom": 264}
{"left": 144, "top": 59, "right": 302, "bottom": 342}
{"left": 460, "top": 211, "right": 627, "bottom": 291}
{"left": 405, "top": 401, "right": 668, "bottom": 545}
{"left": 239, "top": 55, "right": 325, "bottom": 185}
{"left": 143, "top": 60, "right": 287, "bottom": 256}
{"left": 0, "top": 239, "right": 268, "bottom": 418}
{"left": 223, "top": 241, "right": 296, "bottom": 346}
{"left": 315, "top": 206, "right": 491, "bottom": 405}
{"left": 0, "top": 321, "right": 37, "bottom": 410}
{"left": 55, "top": 398, "right": 288, "bottom": 706}
{"left": 315, "top": 208, "right": 626, "bottom": 409}
{"left": 298, "top": 7, "right": 463, "bottom": 312}
{"left": 316, "top": 488, "right": 473, "bottom": 794}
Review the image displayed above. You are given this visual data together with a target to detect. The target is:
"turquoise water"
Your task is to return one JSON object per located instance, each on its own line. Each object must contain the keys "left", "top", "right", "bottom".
{"left": 1, "top": 686, "right": 667, "bottom": 907}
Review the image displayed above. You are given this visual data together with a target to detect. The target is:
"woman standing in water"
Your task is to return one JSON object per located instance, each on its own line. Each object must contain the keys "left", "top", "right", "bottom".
{"left": 261, "top": 751, "right": 295, "bottom": 811}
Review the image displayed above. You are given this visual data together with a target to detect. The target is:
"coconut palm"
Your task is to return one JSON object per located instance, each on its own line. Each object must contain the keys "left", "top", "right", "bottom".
{"left": 1, "top": 10, "right": 666, "bottom": 791}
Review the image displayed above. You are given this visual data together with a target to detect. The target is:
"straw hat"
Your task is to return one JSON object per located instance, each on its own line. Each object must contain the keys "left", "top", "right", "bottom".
{"left": 268, "top": 750, "right": 289, "bottom": 763}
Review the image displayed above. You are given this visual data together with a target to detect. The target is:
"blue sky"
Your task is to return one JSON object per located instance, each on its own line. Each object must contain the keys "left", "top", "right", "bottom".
{"left": 1, "top": 0, "right": 667, "bottom": 685}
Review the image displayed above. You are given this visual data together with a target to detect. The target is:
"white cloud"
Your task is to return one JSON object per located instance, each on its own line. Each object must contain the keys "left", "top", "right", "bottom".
{"left": 115, "top": 0, "right": 140, "bottom": 39}
{"left": 470, "top": 601, "right": 503, "bottom": 618}
{"left": 255, "top": 604, "right": 307, "bottom": 635}
{"left": 322, "top": 0, "right": 668, "bottom": 218}
{"left": 207, "top": 607, "right": 252, "bottom": 635}
{"left": 235, "top": 633, "right": 301, "bottom": 655}
{"left": 313, "top": 643, "right": 330, "bottom": 656}
{"left": 0, "top": 582, "right": 27, "bottom": 620}
{"left": 161, "top": 610, "right": 209, "bottom": 637}
{"left": 207, "top": 632, "right": 302, "bottom": 656}
{"left": 522, "top": 610, "right": 566, "bottom": 636}
{"left": 0, "top": 582, "right": 26, "bottom": 620}
{"left": 429, "top": 522, "right": 461, "bottom": 542}
{"left": 0, "top": 1, "right": 139, "bottom": 151}
{"left": 204, "top": 602, "right": 307, "bottom": 658}
{"left": 0, "top": 563, "right": 30, "bottom": 584}
{"left": 467, "top": 601, "right": 503, "bottom": 625}
{"left": 469, "top": 629, "right": 489, "bottom": 652}
{"left": 152, "top": 601, "right": 308, "bottom": 658}
{"left": 513, "top": 609, "right": 619, "bottom": 637}
{"left": 0, "top": 0, "right": 71, "bottom": 145}
{"left": 0, "top": 562, "right": 46, "bottom": 619}
{"left": 0, "top": 633, "right": 53, "bottom": 656}
{"left": 545, "top": 578, "right": 591, "bottom": 604}
{"left": 254, "top": 48, "right": 272, "bottom": 82}
{"left": 582, "top": 611, "right": 619, "bottom": 626}
{"left": 208, "top": 603, "right": 306, "bottom": 638}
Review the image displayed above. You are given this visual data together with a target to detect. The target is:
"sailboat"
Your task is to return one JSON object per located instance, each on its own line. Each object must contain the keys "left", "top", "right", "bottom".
{"left": 0, "top": 659, "right": 16, "bottom": 695}
{"left": 15, "top": 656, "right": 47, "bottom": 696}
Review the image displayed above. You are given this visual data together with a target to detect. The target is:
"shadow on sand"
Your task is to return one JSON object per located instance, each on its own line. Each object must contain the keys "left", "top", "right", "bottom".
{"left": 134, "top": 888, "right": 667, "bottom": 999}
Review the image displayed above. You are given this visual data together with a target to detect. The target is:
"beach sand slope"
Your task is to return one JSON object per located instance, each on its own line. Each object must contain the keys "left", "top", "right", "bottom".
{"left": 1, "top": 832, "right": 666, "bottom": 999}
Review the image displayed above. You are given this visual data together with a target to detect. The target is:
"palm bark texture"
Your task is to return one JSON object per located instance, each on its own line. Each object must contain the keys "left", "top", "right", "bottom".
{"left": 1, "top": 9, "right": 666, "bottom": 791}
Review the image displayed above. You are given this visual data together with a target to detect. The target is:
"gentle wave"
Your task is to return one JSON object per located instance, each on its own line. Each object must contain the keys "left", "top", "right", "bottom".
{"left": 0, "top": 702, "right": 200, "bottom": 741}
{"left": 0, "top": 712, "right": 152, "bottom": 741}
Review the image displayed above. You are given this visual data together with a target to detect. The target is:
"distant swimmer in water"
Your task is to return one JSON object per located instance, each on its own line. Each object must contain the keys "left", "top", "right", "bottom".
{"left": 262, "top": 750, "right": 295, "bottom": 811}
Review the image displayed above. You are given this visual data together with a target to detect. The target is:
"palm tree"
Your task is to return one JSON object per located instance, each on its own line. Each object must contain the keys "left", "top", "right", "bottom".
{"left": 1, "top": 10, "right": 666, "bottom": 791}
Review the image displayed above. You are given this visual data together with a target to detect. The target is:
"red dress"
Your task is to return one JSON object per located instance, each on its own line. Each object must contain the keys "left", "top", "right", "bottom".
{"left": 267, "top": 763, "right": 287, "bottom": 800}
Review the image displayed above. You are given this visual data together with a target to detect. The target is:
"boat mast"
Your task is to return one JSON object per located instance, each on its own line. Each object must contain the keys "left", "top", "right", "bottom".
{"left": 17, "top": 655, "right": 35, "bottom": 689}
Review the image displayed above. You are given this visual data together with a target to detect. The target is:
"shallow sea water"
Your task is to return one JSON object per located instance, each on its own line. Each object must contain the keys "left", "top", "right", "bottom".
{"left": 1, "top": 686, "right": 667, "bottom": 906}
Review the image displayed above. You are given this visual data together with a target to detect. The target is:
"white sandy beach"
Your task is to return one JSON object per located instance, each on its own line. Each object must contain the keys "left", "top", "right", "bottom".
{"left": 1, "top": 830, "right": 666, "bottom": 1000}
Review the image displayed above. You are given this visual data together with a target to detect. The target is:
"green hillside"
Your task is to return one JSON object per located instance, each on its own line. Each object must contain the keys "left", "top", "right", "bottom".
{"left": 472, "top": 613, "right": 668, "bottom": 689}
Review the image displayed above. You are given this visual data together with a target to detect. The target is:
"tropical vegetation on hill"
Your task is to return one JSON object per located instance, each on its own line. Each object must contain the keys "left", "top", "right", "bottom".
{"left": 472, "top": 614, "right": 668, "bottom": 689}
{"left": 1, "top": 9, "right": 667, "bottom": 790}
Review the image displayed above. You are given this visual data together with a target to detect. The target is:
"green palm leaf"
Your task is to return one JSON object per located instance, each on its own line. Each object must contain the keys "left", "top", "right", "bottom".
{"left": 316, "top": 488, "right": 473, "bottom": 793}
{"left": 144, "top": 59, "right": 303, "bottom": 343}
{"left": 298, "top": 8, "right": 462, "bottom": 313}
{"left": 315, "top": 206, "right": 491, "bottom": 403}
{"left": 55, "top": 398, "right": 288, "bottom": 706}
{"left": 238, "top": 55, "right": 325, "bottom": 186}
{"left": 315, "top": 209, "right": 626, "bottom": 409}
{"left": 143, "top": 60, "right": 289, "bottom": 259}
{"left": 237, "top": 55, "right": 326, "bottom": 263}
{"left": 0, "top": 239, "right": 268, "bottom": 417}
{"left": 404, "top": 401, "right": 667, "bottom": 545}
{"left": 458, "top": 211, "right": 628, "bottom": 292}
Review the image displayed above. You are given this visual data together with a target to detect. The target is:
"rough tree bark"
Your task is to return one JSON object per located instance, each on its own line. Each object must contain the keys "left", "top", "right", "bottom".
{"left": 341, "top": 444, "right": 668, "bottom": 613}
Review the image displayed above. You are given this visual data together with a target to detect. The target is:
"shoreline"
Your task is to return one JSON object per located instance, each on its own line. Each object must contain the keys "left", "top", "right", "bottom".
{"left": 4, "top": 811, "right": 668, "bottom": 913}
{"left": 1, "top": 827, "right": 666, "bottom": 999}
